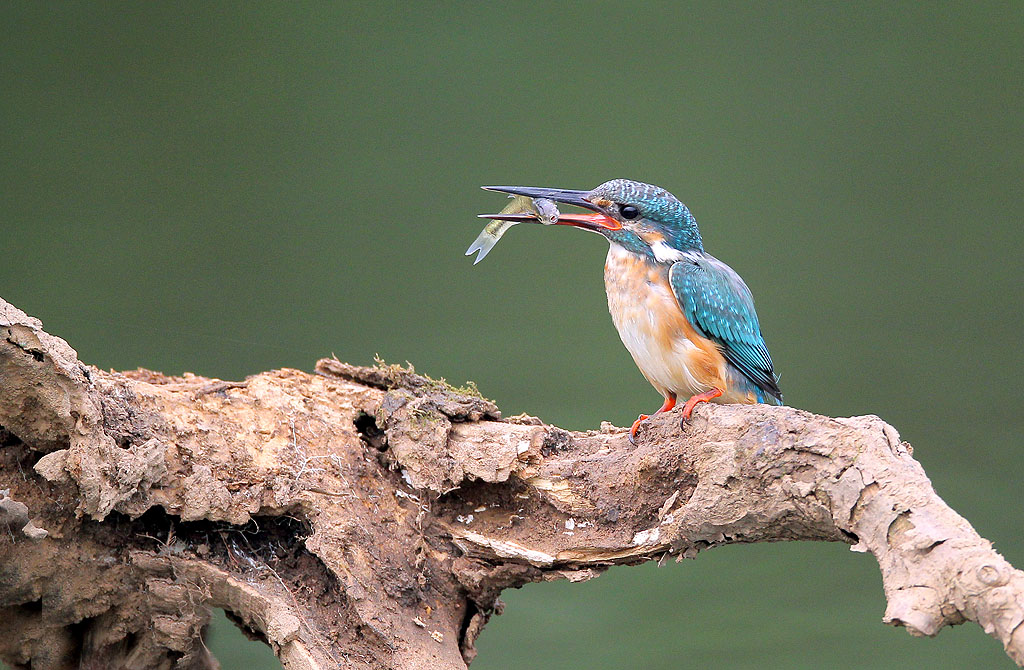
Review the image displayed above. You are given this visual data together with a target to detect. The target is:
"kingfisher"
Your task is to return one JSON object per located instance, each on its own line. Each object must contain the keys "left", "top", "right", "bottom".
{"left": 478, "top": 179, "right": 782, "bottom": 442}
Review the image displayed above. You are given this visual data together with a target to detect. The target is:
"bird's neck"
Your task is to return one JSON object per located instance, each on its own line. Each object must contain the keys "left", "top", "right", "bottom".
{"left": 666, "top": 208, "right": 704, "bottom": 252}
{"left": 604, "top": 216, "right": 704, "bottom": 263}
{"left": 604, "top": 229, "right": 651, "bottom": 256}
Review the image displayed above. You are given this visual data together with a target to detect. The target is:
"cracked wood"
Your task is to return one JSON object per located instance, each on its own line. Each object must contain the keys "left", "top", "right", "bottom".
{"left": 0, "top": 297, "right": 1022, "bottom": 669}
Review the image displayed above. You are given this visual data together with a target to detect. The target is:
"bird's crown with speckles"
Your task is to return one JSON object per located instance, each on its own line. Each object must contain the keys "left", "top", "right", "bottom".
{"left": 588, "top": 179, "right": 692, "bottom": 224}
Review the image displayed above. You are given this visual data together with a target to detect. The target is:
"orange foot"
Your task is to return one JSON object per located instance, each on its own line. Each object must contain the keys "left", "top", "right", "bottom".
{"left": 628, "top": 414, "right": 650, "bottom": 442}
{"left": 628, "top": 393, "right": 677, "bottom": 444}
{"left": 680, "top": 388, "right": 723, "bottom": 425}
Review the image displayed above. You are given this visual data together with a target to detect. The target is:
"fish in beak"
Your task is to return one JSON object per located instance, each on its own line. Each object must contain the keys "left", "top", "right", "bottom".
{"left": 479, "top": 186, "right": 621, "bottom": 232}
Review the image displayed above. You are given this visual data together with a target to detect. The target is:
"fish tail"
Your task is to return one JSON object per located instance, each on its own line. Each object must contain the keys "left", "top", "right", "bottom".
{"left": 465, "top": 231, "right": 496, "bottom": 264}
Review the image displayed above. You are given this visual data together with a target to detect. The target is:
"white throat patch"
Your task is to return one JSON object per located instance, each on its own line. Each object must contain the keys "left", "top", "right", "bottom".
{"left": 650, "top": 240, "right": 685, "bottom": 263}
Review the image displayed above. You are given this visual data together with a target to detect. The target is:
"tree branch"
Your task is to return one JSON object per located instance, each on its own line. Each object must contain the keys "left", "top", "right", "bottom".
{"left": 0, "top": 297, "right": 1021, "bottom": 669}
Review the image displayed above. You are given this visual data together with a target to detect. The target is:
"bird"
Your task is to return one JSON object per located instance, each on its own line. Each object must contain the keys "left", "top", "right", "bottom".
{"left": 477, "top": 179, "right": 782, "bottom": 442}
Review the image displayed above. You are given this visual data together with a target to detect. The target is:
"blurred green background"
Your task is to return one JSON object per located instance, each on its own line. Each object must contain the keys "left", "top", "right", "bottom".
{"left": 2, "top": 2, "right": 1022, "bottom": 668}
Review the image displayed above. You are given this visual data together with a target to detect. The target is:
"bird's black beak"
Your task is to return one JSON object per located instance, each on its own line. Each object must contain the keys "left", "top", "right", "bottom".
{"left": 482, "top": 186, "right": 600, "bottom": 211}
{"left": 479, "top": 186, "right": 621, "bottom": 231}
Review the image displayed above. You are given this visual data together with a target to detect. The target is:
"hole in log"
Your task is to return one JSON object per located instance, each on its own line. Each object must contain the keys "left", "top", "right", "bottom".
{"left": 354, "top": 412, "right": 387, "bottom": 450}
{"left": 205, "top": 608, "right": 281, "bottom": 668}
{"left": 18, "top": 599, "right": 42, "bottom": 613}
{"left": 0, "top": 426, "right": 22, "bottom": 448}
{"left": 67, "top": 615, "right": 97, "bottom": 665}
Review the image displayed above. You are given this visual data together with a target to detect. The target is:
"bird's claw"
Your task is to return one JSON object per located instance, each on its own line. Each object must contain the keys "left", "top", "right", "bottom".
{"left": 678, "top": 388, "right": 724, "bottom": 429}
{"left": 628, "top": 414, "right": 649, "bottom": 444}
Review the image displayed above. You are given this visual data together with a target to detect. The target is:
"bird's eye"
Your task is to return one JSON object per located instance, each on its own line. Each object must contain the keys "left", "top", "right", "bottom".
{"left": 619, "top": 204, "right": 640, "bottom": 220}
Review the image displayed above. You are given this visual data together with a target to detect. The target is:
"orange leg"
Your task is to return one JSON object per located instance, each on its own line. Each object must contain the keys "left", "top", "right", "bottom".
{"left": 680, "top": 388, "right": 723, "bottom": 423}
{"left": 629, "top": 393, "right": 676, "bottom": 443}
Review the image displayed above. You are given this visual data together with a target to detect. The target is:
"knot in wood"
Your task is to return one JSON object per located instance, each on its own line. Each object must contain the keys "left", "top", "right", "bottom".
{"left": 976, "top": 563, "right": 1010, "bottom": 588}
{"left": 960, "top": 555, "right": 1013, "bottom": 595}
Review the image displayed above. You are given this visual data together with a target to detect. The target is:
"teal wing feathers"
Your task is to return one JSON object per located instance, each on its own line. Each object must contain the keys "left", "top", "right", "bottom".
{"left": 668, "top": 256, "right": 782, "bottom": 402}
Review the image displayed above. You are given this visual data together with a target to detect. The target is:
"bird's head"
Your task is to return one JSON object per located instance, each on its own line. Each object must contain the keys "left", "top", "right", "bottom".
{"left": 480, "top": 179, "right": 703, "bottom": 261}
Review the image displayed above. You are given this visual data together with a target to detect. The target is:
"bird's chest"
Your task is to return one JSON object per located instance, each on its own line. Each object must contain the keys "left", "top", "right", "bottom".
{"left": 604, "top": 247, "right": 673, "bottom": 330}
{"left": 603, "top": 246, "right": 707, "bottom": 395}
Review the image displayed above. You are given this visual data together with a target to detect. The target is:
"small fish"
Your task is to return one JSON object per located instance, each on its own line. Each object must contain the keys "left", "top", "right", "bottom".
{"left": 466, "top": 195, "right": 559, "bottom": 264}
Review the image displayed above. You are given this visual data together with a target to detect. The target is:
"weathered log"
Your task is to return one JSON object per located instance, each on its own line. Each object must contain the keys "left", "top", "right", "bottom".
{"left": 0, "top": 297, "right": 1021, "bottom": 669}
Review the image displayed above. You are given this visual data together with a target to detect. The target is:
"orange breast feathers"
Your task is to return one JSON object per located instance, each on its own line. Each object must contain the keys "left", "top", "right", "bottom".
{"left": 604, "top": 246, "right": 747, "bottom": 401}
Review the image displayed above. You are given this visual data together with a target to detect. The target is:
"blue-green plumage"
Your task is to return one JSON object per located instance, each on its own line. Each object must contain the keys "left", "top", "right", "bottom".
{"left": 476, "top": 178, "right": 782, "bottom": 436}
{"left": 670, "top": 257, "right": 782, "bottom": 404}
{"left": 580, "top": 179, "right": 781, "bottom": 403}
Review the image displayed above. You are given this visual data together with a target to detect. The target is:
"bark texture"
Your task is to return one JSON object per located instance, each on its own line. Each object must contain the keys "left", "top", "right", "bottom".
{"left": 0, "top": 297, "right": 1021, "bottom": 669}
